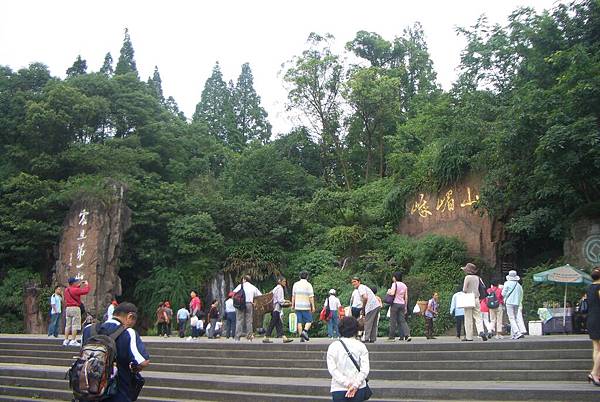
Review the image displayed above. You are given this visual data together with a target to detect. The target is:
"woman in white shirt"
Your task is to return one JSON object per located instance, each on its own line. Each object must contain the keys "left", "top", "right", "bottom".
{"left": 325, "top": 289, "right": 342, "bottom": 339}
{"left": 326, "top": 316, "right": 370, "bottom": 401}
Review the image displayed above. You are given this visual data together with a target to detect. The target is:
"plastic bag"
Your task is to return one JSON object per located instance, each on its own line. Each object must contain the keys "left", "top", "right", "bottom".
{"left": 412, "top": 303, "right": 420, "bottom": 314}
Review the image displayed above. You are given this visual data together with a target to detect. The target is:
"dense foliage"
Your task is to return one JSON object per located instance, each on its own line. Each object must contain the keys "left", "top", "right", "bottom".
{"left": 1, "top": 2, "right": 598, "bottom": 334}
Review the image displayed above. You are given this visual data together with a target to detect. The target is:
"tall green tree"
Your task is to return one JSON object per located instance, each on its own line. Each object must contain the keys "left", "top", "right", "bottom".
{"left": 147, "top": 65, "right": 164, "bottom": 103}
{"left": 232, "top": 63, "right": 272, "bottom": 144}
{"left": 283, "top": 33, "right": 351, "bottom": 190}
{"left": 193, "top": 62, "right": 241, "bottom": 150}
{"left": 66, "top": 55, "right": 87, "bottom": 78}
{"left": 99, "top": 52, "right": 114, "bottom": 76}
{"left": 115, "top": 28, "right": 138, "bottom": 77}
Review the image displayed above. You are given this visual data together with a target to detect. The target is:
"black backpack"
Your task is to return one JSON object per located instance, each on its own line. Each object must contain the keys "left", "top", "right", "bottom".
{"left": 232, "top": 283, "right": 246, "bottom": 310}
{"left": 67, "top": 323, "right": 126, "bottom": 401}
{"left": 477, "top": 278, "right": 487, "bottom": 301}
{"left": 486, "top": 290, "right": 500, "bottom": 309}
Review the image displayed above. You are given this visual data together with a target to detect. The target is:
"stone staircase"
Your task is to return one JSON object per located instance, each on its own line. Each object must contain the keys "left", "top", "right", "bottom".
{"left": 0, "top": 335, "right": 596, "bottom": 401}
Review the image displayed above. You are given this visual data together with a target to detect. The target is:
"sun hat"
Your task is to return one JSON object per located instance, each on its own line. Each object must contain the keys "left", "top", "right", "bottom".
{"left": 461, "top": 263, "right": 478, "bottom": 275}
{"left": 329, "top": 289, "right": 336, "bottom": 295}
{"left": 67, "top": 277, "right": 80, "bottom": 284}
{"left": 506, "top": 270, "right": 520, "bottom": 281}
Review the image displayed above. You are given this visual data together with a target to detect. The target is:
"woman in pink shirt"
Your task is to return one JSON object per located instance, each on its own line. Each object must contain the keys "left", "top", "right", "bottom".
{"left": 189, "top": 290, "right": 201, "bottom": 317}
{"left": 387, "top": 272, "right": 411, "bottom": 342}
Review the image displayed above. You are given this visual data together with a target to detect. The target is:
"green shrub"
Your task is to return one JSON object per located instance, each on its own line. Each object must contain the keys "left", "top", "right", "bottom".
{"left": 0, "top": 268, "right": 40, "bottom": 333}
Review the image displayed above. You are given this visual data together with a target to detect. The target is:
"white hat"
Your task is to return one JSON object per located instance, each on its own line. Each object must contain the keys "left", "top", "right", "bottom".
{"left": 329, "top": 289, "right": 336, "bottom": 295}
{"left": 506, "top": 270, "right": 520, "bottom": 281}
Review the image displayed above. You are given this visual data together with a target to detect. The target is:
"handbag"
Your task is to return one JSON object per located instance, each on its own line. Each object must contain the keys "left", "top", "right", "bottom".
{"left": 383, "top": 283, "right": 397, "bottom": 305}
{"left": 339, "top": 339, "right": 372, "bottom": 400}
{"left": 456, "top": 292, "right": 476, "bottom": 309}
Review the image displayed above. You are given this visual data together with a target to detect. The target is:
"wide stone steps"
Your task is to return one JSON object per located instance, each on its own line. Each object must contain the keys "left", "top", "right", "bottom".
{"left": 0, "top": 335, "right": 596, "bottom": 401}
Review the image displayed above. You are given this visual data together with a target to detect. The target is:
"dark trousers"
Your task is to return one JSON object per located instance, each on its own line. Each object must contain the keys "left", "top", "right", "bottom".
{"left": 178, "top": 319, "right": 187, "bottom": 338}
{"left": 225, "top": 311, "right": 236, "bottom": 338}
{"left": 165, "top": 320, "right": 171, "bottom": 336}
{"left": 266, "top": 310, "right": 284, "bottom": 338}
{"left": 425, "top": 317, "right": 434, "bottom": 338}
{"left": 388, "top": 303, "right": 410, "bottom": 338}
{"left": 332, "top": 387, "right": 369, "bottom": 401}
{"left": 455, "top": 315, "right": 464, "bottom": 338}
{"left": 351, "top": 307, "right": 361, "bottom": 319}
{"left": 48, "top": 313, "right": 61, "bottom": 337}
{"left": 157, "top": 322, "right": 168, "bottom": 336}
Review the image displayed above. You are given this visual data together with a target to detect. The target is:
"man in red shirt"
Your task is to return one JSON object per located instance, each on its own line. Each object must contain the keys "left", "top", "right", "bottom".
{"left": 63, "top": 277, "right": 91, "bottom": 346}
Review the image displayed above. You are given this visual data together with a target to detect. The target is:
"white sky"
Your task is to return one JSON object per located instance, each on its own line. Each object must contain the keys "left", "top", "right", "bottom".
{"left": 1, "top": 0, "right": 560, "bottom": 135}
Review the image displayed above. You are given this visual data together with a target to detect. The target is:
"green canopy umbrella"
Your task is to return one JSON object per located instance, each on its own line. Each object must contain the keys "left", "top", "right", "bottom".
{"left": 533, "top": 264, "right": 593, "bottom": 327}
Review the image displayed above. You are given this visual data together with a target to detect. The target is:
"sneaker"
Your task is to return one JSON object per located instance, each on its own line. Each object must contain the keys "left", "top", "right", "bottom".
{"left": 487, "top": 332, "right": 493, "bottom": 340}
{"left": 301, "top": 330, "right": 309, "bottom": 342}
{"left": 404, "top": 336, "right": 412, "bottom": 342}
{"left": 479, "top": 332, "right": 488, "bottom": 341}
{"left": 282, "top": 338, "right": 293, "bottom": 343}
{"left": 516, "top": 333, "right": 525, "bottom": 340}
{"left": 69, "top": 340, "right": 81, "bottom": 347}
{"left": 62, "top": 339, "right": 69, "bottom": 346}
{"left": 262, "top": 338, "right": 273, "bottom": 344}
{"left": 462, "top": 338, "right": 473, "bottom": 342}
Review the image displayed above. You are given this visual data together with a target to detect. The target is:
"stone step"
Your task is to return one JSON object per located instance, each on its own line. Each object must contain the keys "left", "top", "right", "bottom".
{"left": 0, "top": 354, "right": 588, "bottom": 381}
{"left": 4, "top": 349, "right": 587, "bottom": 371}
{"left": 0, "top": 366, "right": 598, "bottom": 402}
{"left": 0, "top": 335, "right": 591, "bottom": 351}
{"left": 0, "top": 342, "right": 590, "bottom": 362}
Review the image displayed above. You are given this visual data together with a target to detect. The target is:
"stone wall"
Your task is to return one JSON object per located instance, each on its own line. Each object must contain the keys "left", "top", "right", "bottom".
{"left": 52, "top": 182, "right": 131, "bottom": 318}
{"left": 564, "top": 218, "right": 600, "bottom": 269}
{"left": 397, "top": 175, "right": 502, "bottom": 267}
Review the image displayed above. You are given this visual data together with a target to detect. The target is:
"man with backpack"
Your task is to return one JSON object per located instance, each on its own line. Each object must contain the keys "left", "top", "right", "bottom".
{"left": 232, "top": 275, "right": 262, "bottom": 341}
{"left": 77, "top": 302, "right": 150, "bottom": 402}
{"left": 63, "top": 277, "right": 90, "bottom": 346}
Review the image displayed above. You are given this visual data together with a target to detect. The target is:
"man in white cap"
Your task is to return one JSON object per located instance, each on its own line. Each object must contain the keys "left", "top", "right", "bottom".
{"left": 461, "top": 263, "right": 487, "bottom": 341}
{"left": 502, "top": 270, "right": 524, "bottom": 339}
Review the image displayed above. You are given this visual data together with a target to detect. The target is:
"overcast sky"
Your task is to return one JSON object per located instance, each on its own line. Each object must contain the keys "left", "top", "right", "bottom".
{"left": 1, "top": 0, "right": 560, "bottom": 135}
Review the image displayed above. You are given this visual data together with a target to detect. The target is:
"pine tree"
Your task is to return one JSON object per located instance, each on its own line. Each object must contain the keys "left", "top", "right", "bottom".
{"left": 193, "top": 62, "right": 241, "bottom": 150}
{"left": 66, "top": 55, "right": 87, "bottom": 77}
{"left": 232, "top": 63, "right": 272, "bottom": 144}
{"left": 147, "top": 66, "right": 164, "bottom": 102}
{"left": 99, "top": 52, "right": 114, "bottom": 75}
{"left": 115, "top": 28, "right": 138, "bottom": 76}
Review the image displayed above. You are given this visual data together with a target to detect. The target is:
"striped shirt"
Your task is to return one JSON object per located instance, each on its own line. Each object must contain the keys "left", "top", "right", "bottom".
{"left": 292, "top": 279, "right": 314, "bottom": 311}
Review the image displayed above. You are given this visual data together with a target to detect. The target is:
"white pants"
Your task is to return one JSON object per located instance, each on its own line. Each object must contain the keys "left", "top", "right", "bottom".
{"left": 464, "top": 299, "right": 484, "bottom": 340}
{"left": 506, "top": 304, "right": 521, "bottom": 336}
{"left": 517, "top": 304, "right": 527, "bottom": 334}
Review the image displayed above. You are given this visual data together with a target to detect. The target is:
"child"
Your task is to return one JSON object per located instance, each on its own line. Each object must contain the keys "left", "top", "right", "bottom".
{"left": 450, "top": 286, "right": 465, "bottom": 340}
{"left": 207, "top": 300, "right": 220, "bottom": 339}
{"left": 177, "top": 304, "right": 190, "bottom": 338}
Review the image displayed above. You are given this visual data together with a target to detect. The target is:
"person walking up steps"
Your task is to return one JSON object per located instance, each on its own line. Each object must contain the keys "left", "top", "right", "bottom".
{"left": 292, "top": 271, "right": 315, "bottom": 342}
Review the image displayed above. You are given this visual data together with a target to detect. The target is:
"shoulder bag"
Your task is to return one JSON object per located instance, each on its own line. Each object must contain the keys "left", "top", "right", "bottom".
{"left": 338, "top": 339, "right": 372, "bottom": 400}
{"left": 383, "top": 283, "right": 397, "bottom": 306}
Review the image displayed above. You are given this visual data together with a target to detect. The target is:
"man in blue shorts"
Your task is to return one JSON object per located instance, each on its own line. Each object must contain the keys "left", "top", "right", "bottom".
{"left": 292, "top": 271, "right": 315, "bottom": 341}
{"left": 82, "top": 302, "right": 150, "bottom": 402}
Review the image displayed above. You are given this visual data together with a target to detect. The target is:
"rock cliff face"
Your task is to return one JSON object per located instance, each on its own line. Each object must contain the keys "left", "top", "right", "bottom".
{"left": 564, "top": 218, "right": 600, "bottom": 269}
{"left": 52, "top": 183, "right": 131, "bottom": 318}
{"left": 397, "top": 175, "right": 502, "bottom": 267}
